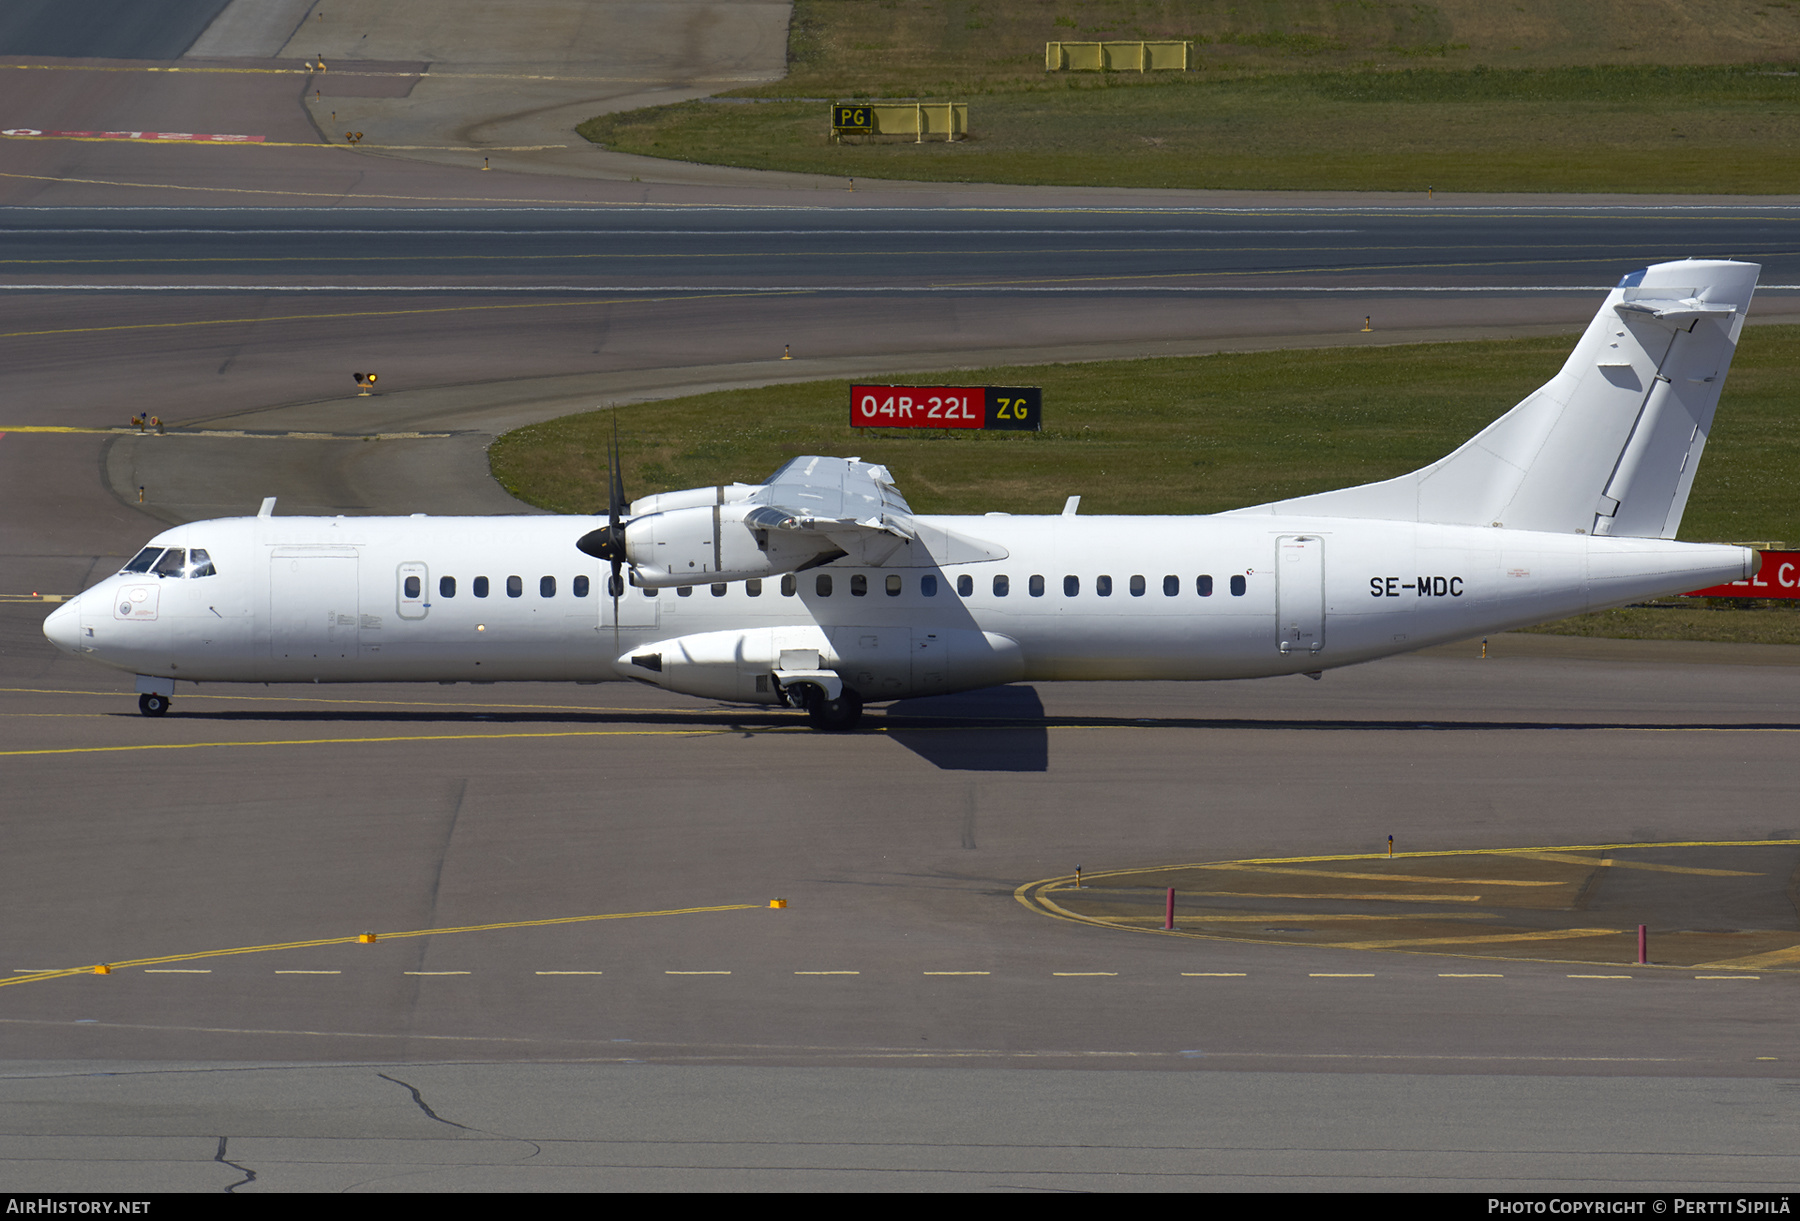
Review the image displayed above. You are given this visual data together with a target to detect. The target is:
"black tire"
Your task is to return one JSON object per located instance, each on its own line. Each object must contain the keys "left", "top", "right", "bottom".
{"left": 138, "top": 692, "right": 170, "bottom": 717}
{"left": 805, "top": 686, "right": 862, "bottom": 731}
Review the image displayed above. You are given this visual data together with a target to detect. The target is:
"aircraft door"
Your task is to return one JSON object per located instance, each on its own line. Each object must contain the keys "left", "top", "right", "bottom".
{"left": 1276, "top": 535, "right": 1325, "bottom": 655}
{"left": 269, "top": 551, "right": 359, "bottom": 661}
{"left": 396, "top": 561, "right": 428, "bottom": 620}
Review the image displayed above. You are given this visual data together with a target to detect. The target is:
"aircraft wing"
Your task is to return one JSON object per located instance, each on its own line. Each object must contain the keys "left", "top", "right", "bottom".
{"left": 745, "top": 456, "right": 918, "bottom": 556}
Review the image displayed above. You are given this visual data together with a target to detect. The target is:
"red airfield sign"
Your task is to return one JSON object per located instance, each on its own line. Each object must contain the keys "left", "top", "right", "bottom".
{"left": 1686, "top": 551, "right": 1800, "bottom": 599}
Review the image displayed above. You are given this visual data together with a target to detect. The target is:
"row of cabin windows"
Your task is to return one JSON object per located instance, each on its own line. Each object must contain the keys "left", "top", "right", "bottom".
{"left": 652, "top": 573, "right": 1248, "bottom": 599}
{"left": 414, "top": 571, "right": 1247, "bottom": 601}
{"left": 424, "top": 575, "right": 593, "bottom": 599}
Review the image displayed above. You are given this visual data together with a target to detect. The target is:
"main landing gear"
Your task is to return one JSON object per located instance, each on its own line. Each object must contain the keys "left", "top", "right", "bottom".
{"left": 785, "top": 682, "right": 862, "bottom": 731}
{"left": 137, "top": 692, "right": 170, "bottom": 717}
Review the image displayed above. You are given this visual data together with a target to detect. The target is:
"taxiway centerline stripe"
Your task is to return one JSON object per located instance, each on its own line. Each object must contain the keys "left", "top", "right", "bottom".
{"left": 0, "top": 727, "right": 772, "bottom": 758}
{"left": 0, "top": 288, "right": 805, "bottom": 341}
{"left": 923, "top": 971, "right": 989, "bottom": 975}
{"left": 0, "top": 686, "right": 680, "bottom": 714}
{"left": 0, "top": 903, "right": 758, "bottom": 988}
{"left": 1181, "top": 973, "right": 1247, "bottom": 977}
{"left": 1694, "top": 975, "right": 1762, "bottom": 980}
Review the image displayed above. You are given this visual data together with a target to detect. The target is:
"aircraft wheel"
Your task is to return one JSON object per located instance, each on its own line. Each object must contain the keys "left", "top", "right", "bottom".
{"left": 805, "top": 686, "right": 862, "bottom": 731}
{"left": 138, "top": 692, "right": 170, "bottom": 717}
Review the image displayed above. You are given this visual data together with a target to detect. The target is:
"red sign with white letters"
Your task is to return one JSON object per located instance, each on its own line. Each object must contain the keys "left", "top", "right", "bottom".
{"left": 849, "top": 384, "right": 1040, "bottom": 430}
{"left": 1686, "top": 551, "right": 1800, "bottom": 599}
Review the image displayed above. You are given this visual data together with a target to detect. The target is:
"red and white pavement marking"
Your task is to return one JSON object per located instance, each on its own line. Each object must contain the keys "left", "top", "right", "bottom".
{"left": 1, "top": 128, "right": 263, "bottom": 143}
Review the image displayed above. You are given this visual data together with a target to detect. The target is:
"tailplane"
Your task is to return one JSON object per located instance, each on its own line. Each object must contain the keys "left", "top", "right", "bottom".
{"left": 1234, "top": 259, "right": 1758, "bottom": 538}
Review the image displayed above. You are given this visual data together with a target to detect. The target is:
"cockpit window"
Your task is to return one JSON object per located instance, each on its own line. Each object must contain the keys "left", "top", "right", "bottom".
{"left": 122, "top": 547, "right": 161, "bottom": 574}
{"left": 187, "top": 548, "right": 216, "bottom": 578}
{"left": 151, "top": 548, "right": 187, "bottom": 577}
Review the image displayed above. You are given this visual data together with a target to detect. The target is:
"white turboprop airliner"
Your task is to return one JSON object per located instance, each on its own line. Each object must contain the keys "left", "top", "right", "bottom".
{"left": 45, "top": 259, "right": 1763, "bottom": 729}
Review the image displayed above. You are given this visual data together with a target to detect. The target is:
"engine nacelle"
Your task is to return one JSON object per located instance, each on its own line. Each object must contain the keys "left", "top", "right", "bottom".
{"left": 628, "top": 483, "right": 761, "bottom": 518}
{"left": 623, "top": 503, "right": 841, "bottom": 588}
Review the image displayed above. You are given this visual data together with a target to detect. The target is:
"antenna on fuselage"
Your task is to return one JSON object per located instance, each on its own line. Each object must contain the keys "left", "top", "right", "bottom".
{"left": 258, "top": 497, "right": 276, "bottom": 518}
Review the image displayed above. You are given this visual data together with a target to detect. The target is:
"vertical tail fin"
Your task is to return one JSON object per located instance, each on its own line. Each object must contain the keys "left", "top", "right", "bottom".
{"left": 1237, "top": 259, "right": 1758, "bottom": 537}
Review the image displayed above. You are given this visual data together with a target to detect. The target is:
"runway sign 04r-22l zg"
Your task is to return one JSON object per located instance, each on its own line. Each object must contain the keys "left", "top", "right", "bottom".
{"left": 849, "top": 385, "right": 1041, "bottom": 431}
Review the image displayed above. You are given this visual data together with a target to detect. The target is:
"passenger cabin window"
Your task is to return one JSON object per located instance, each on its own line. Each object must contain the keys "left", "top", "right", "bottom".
{"left": 1029, "top": 575, "right": 1045, "bottom": 597}
{"left": 850, "top": 574, "right": 867, "bottom": 596}
{"left": 151, "top": 548, "right": 186, "bottom": 578}
{"left": 747, "top": 579, "right": 762, "bottom": 597}
{"left": 1130, "top": 575, "right": 1146, "bottom": 597}
{"left": 573, "top": 575, "right": 590, "bottom": 598}
{"left": 711, "top": 583, "right": 727, "bottom": 596}
{"left": 404, "top": 576, "right": 421, "bottom": 598}
{"left": 1097, "top": 575, "right": 1113, "bottom": 597}
{"left": 922, "top": 575, "right": 938, "bottom": 596}
{"left": 1064, "top": 575, "right": 1079, "bottom": 596}
{"left": 607, "top": 575, "right": 625, "bottom": 597}
{"left": 886, "top": 574, "right": 901, "bottom": 596}
{"left": 1197, "top": 575, "right": 1213, "bottom": 597}
{"left": 957, "top": 575, "right": 973, "bottom": 597}
{"left": 122, "top": 547, "right": 161, "bottom": 574}
{"left": 677, "top": 585, "right": 693, "bottom": 597}
{"left": 993, "top": 575, "right": 1009, "bottom": 597}
{"left": 780, "top": 575, "right": 796, "bottom": 597}
{"left": 1230, "top": 575, "right": 1247, "bottom": 596}
{"left": 474, "top": 576, "right": 490, "bottom": 598}
{"left": 816, "top": 574, "right": 832, "bottom": 597}
{"left": 506, "top": 576, "right": 523, "bottom": 598}
{"left": 1163, "top": 575, "right": 1179, "bottom": 596}
{"left": 440, "top": 576, "right": 457, "bottom": 598}
{"left": 540, "top": 576, "right": 556, "bottom": 597}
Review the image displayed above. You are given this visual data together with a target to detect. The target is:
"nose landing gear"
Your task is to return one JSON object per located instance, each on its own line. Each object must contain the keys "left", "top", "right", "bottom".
{"left": 138, "top": 692, "right": 170, "bottom": 717}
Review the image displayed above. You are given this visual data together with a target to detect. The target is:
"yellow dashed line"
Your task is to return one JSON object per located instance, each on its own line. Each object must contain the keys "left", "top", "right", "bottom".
{"left": 0, "top": 902, "right": 759, "bottom": 988}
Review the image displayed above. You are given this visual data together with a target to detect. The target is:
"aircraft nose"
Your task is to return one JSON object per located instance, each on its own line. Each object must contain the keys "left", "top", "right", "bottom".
{"left": 42, "top": 597, "right": 82, "bottom": 653}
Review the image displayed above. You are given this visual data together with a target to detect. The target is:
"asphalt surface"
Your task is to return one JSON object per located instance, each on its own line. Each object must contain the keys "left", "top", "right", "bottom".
{"left": 7, "top": 204, "right": 1800, "bottom": 290}
{"left": 3, "top": 0, "right": 1800, "bottom": 1195}
{"left": 0, "top": 1, "right": 233, "bottom": 61}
